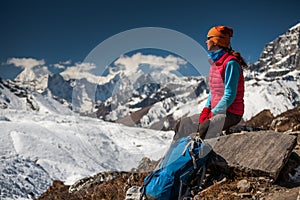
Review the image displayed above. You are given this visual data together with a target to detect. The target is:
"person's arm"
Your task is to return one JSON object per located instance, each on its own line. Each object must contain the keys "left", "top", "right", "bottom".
{"left": 211, "top": 60, "right": 241, "bottom": 114}
{"left": 205, "top": 92, "right": 211, "bottom": 108}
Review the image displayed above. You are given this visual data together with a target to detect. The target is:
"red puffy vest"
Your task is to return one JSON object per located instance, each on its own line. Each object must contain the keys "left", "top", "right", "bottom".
{"left": 209, "top": 52, "right": 244, "bottom": 116}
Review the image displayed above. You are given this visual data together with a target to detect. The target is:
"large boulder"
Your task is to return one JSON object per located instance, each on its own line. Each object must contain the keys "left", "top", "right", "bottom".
{"left": 207, "top": 131, "right": 297, "bottom": 180}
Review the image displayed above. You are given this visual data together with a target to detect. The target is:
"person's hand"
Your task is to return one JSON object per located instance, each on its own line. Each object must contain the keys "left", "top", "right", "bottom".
{"left": 199, "top": 107, "right": 213, "bottom": 123}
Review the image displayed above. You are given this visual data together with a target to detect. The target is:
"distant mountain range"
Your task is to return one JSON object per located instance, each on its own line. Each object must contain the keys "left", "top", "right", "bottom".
{"left": 2, "top": 23, "right": 300, "bottom": 130}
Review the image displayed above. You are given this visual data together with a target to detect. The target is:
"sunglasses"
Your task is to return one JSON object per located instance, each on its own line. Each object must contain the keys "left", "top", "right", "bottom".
{"left": 207, "top": 36, "right": 224, "bottom": 40}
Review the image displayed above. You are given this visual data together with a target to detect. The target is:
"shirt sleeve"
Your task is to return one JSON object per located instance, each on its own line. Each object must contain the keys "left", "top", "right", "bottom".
{"left": 211, "top": 60, "right": 241, "bottom": 114}
{"left": 205, "top": 92, "right": 211, "bottom": 108}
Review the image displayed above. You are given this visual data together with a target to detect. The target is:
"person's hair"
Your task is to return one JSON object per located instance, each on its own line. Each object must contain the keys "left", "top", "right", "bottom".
{"left": 226, "top": 46, "right": 248, "bottom": 68}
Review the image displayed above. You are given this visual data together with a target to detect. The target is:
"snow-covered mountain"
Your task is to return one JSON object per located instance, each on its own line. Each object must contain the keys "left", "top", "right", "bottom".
{"left": 243, "top": 22, "right": 300, "bottom": 119}
{"left": 15, "top": 66, "right": 51, "bottom": 93}
{"left": 9, "top": 21, "right": 299, "bottom": 129}
{"left": 5, "top": 23, "right": 300, "bottom": 128}
{"left": 0, "top": 78, "right": 174, "bottom": 199}
{"left": 249, "top": 22, "right": 300, "bottom": 74}
{"left": 46, "top": 55, "right": 209, "bottom": 129}
{"left": 43, "top": 23, "right": 300, "bottom": 127}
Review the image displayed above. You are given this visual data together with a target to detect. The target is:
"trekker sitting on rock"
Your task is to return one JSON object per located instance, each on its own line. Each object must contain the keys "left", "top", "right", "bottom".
{"left": 174, "top": 25, "right": 248, "bottom": 140}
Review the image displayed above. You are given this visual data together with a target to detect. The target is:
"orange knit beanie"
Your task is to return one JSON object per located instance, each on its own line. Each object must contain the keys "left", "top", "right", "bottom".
{"left": 207, "top": 26, "right": 233, "bottom": 47}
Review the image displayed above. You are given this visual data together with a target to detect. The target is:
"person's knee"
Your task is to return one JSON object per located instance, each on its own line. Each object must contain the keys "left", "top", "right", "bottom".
{"left": 198, "top": 120, "right": 210, "bottom": 139}
{"left": 173, "top": 117, "right": 198, "bottom": 140}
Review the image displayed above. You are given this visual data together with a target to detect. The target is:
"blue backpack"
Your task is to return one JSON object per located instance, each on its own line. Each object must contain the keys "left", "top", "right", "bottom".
{"left": 140, "top": 135, "right": 212, "bottom": 200}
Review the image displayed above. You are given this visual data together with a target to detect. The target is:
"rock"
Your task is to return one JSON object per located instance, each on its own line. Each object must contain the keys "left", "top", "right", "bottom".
{"left": 270, "top": 106, "right": 300, "bottom": 132}
{"left": 116, "top": 106, "right": 152, "bottom": 127}
{"left": 237, "top": 179, "right": 251, "bottom": 193}
{"left": 243, "top": 106, "right": 300, "bottom": 133}
{"left": 206, "top": 131, "right": 297, "bottom": 180}
{"left": 277, "top": 152, "right": 300, "bottom": 187}
{"left": 245, "top": 109, "right": 274, "bottom": 130}
{"left": 0, "top": 116, "right": 10, "bottom": 121}
{"left": 132, "top": 157, "right": 159, "bottom": 173}
{"left": 37, "top": 180, "right": 71, "bottom": 200}
{"left": 150, "top": 114, "right": 177, "bottom": 131}
{"left": 69, "top": 171, "right": 124, "bottom": 193}
{"left": 125, "top": 186, "right": 142, "bottom": 200}
{"left": 264, "top": 186, "right": 300, "bottom": 200}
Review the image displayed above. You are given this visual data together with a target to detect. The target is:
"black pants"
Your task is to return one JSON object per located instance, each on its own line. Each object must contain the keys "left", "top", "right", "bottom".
{"left": 173, "top": 111, "right": 242, "bottom": 140}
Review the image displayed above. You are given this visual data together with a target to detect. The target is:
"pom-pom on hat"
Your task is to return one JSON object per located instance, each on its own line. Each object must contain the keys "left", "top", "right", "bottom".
{"left": 207, "top": 26, "right": 233, "bottom": 47}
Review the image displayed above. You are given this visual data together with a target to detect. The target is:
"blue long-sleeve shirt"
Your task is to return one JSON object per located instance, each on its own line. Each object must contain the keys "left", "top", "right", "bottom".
{"left": 206, "top": 52, "right": 241, "bottom": 114}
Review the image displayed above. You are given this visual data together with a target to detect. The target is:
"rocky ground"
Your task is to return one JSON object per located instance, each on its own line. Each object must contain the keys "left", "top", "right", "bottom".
{"left": 37, "top": 106, "right": 300, "bottom": 200}
{"left": 37, "top": 173, "right": 148, "bottom": 200}
{"left": 36, "top": 152, "right": 300, "bottom": 200}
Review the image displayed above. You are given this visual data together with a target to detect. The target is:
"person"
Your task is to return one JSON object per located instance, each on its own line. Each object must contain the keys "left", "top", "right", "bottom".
{"left": 174, "top": 25, "right": 247, "bottom": 140}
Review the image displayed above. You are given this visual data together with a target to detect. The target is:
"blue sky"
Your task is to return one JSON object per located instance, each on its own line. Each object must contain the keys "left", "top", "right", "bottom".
{"left": 0, "top": 0, "right": 299, "bottom": 79}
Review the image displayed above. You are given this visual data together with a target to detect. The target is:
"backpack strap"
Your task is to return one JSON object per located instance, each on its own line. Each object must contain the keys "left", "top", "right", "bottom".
{"left": 196, "top": 164, "right": 207, "bottom": 190}
{"left": 182, "top": 134, "right": 205, "bottom": 169}
{"left": 178, "top": 135, "right": 208, "bottom": 200}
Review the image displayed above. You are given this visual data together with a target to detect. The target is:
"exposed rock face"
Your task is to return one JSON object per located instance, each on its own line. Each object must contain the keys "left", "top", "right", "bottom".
{"left": 0, "top": 78, "right": 74, "bottom": 114}
{"left": 0, "top": 78, "right": 40, "bottom": 111}
{"left": 47, "top": 73, "right": 74, "bottom": 103}
{"left": 116, "top": 106, "right": 152, "bottom": 127}
{"left": 242, "top": 23, "right": 300, "bottom": 121}
{"left": 271, "top": 105, "right": 300, "bottom": 132}
{"left": 244, "top": 105, "right": 300, "bottom": 132}
{"left": 245, "top": 109, "right": 274, "bottom": 130}
{"left": 249, "top": 23, "right": 300, "bottom": 73}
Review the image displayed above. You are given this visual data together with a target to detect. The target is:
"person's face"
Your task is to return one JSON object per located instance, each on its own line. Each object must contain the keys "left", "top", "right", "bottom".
{"left": 206, "top": 39, "right": 215, "bottom": 51}
{"left": 206, "top": 37, "right": 221, "bottom": 51}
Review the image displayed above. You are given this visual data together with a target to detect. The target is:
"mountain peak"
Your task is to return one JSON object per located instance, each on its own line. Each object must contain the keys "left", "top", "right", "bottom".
{"left": 248, "top": 22, "right": 300, "bottom": 74}
{"left": 15, "top": 66, "right": 51, "bottom": 92}
{"left": 289, "top": 22, "right": 300, "bottom": 31}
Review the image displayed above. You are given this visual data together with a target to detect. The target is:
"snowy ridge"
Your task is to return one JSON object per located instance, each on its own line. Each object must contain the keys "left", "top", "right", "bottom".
{"left": 244, "top": 77, "right": 300, "bottom": 120}
{"left": 0, "top": 79, "right": 174, "bottom": 199}
{"left": 0, "top": 110, "right": 173, "bottom": 199}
